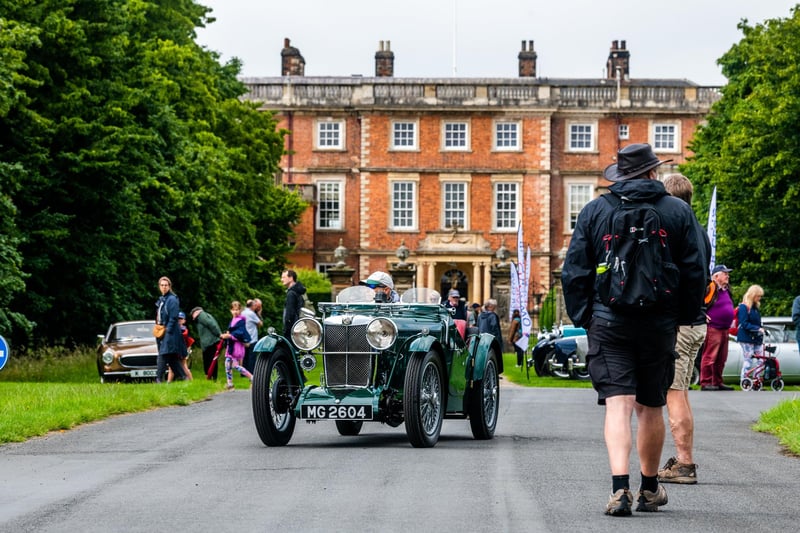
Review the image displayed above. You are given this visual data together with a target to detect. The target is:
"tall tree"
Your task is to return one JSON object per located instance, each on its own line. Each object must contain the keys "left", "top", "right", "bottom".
{"left": 0, "top": 1, "right": 304, "bottom": 346}
{"left": 683, "top": 6, "right": 800, "bottom": 315}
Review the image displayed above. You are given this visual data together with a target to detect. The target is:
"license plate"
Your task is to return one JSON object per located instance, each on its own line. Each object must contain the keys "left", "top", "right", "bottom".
{"left": 131, "top": 369, "right": 157, "bottom": 378}
{"left": 301, "top": 404, "right": 373, "bottom": 420}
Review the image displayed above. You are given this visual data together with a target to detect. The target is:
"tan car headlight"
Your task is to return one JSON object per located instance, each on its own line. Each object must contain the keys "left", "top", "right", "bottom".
{"left": 102, "top": 350, "right": 114, "bottom": 365}
{"left": 366, "top": 318, "right": 397, "bottom": 350}
{"left": 291, "top": 318, "right": 322, "bottom": 351}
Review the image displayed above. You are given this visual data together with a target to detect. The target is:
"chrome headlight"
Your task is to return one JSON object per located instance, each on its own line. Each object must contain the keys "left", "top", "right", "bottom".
{"left": 291, "top": 318, "right": 322, "bottom": 351}
{"left": 102, "top": 350, "right": 114, "bottom": 365}
{"left": 366, "top": 318, "right": 398, "bottom": 350}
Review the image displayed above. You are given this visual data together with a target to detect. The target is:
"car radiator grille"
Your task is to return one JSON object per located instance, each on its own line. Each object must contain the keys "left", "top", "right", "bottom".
{"left": 119, "top": 354, "right": 158, "bottom": 368}
{"left": 323, "top": 324, "right": 374, "bottom": 387}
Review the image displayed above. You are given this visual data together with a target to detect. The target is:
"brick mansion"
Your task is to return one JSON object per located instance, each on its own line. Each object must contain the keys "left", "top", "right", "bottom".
{"left": 241, "top": 38, "right": 719, "bottom": 321}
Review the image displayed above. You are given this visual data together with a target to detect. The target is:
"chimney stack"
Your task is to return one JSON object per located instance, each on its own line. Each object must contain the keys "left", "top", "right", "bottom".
{"left": 606, "top": 39, "right": 629, "bottom": 80}
{"left": 375, "top": 40, "right": 395, "bottom": 77}
{"left": 518, "top": 40, "right": 537, "bottom": 77}
{"left": 281, "top": 38, "right": 305, "bottom": 76}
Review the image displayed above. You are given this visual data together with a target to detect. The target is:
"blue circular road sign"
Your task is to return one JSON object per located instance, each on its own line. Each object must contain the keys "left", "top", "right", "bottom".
{"left": 0, "top": 335, "right": 9, "bottom": 371}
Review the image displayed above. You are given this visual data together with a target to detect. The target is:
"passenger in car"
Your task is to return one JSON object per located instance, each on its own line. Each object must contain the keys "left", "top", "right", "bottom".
{"left": 359, "top": 271, "right": 399, "bottom": 303}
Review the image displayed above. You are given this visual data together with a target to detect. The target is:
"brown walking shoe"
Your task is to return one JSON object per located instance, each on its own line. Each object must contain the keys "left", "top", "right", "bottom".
{"left": 605, "top": 488, "right": 633, "bottom": 516}
{"left": 635, "top": 483, "right": 668, "bottom": 512}
{"left": 658, "top": 456, "right": 698, "bottom": 484}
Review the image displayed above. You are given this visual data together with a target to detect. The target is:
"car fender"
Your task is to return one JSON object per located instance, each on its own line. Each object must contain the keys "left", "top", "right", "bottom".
{"left": 253, "top": 334, "right": 304, "bottom": 383}
{"left": 470, "top": 333, "right": 503, "bottom": 380}
{"left": 407, "top": 334, "right": 439, "bottom": 355}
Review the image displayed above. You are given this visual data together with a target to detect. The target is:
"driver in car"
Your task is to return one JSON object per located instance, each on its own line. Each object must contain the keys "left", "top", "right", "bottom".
{"left": 359, "top": 271, "right": 400, "bottom": 303}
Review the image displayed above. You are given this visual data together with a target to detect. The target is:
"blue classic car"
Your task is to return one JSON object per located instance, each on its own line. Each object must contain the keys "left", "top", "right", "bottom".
{"left": 251, "top": 286, "right": 502, "bottom": 448}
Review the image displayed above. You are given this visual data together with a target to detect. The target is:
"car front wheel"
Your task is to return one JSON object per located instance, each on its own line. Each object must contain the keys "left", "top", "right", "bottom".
{"left": 252, "top": 347, "right": 297, "bottom": 446}
{"left": 404, "top": 350, "right": 445, "bottom": 448}
{"left": 469, "top": 349, "right": 499, "bottom": 439}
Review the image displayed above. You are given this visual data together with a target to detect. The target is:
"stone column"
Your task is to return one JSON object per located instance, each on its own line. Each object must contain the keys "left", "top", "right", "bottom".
{"left": 482, "top": 263, "right": 491, "bottom": 305}
{"left": 389, "top": 264, "right": 416, "bottom": 294}
{"left": 417, "top": 262, "right": 426, "bottom": 288}
{"left": 427, "top": 262, "right": 436, "bottom": 291}
{"left": 472, "top": 262, "right": 482, "bottom": 304}
{"left": 326, "top": 266, "right": 355, "bottom": 301}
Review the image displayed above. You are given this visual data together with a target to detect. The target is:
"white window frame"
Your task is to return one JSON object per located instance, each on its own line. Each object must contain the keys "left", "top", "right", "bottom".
{"left": 651, "top": 121, "right": 681, "bottom": 153}
{"left": 316, "top": 262, "right": 336, "bottom": 275}
{"left": 493, "top": 120, "right": 521, "bottom": 151}
{"left": 388, "top": 174, "right": 419, "bottom": 231}
{"left": 390, "top": 120, "right": 418, "bottom": 151}
{"left": 439, "top": 175, "right": 471, "bottom": 230}
{"left": 566, "top": 121, "right": 597, "bottom": 152}
{"left": 565, "top": 179, "right": 595, "bottom": 232}
{"left": 314, "top": 177, "right": 345, "bottom": 230}
{"left": 491, "top": 176, "right": 523, "bottom": 231}
{"left": 618, "top": 124, "right": 629, "bottom": 140}
{"left": 441, "top": 120, "right": 471, "bottom": 151}
{"left": 315, "top": 119, "right": 345, "bottom": 150}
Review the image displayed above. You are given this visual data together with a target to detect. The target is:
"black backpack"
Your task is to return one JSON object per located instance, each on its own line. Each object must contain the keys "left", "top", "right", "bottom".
{"left": 594, "top": 193, "right": 681, "bottom": 312}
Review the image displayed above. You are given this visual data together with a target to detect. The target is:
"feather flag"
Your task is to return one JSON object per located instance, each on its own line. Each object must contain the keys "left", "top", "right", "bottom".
{"left": 511, "top": 223, "right": 532, "bottom": 352}
{"left": 707, "top": 186, "right": 717, "bottom": 274}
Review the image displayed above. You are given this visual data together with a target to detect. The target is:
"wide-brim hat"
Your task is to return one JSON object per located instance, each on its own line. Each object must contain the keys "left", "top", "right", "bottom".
{"left": 359, "top": 271, "right": 394, "bottom": 290}
{"left": 603, "top": 143, "right": 672, "bottom": 182}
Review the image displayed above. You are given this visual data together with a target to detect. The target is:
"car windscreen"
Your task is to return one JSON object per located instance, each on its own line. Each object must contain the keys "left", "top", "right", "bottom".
{"left": 112, "top": 323, "right": 154, "bottom": 341}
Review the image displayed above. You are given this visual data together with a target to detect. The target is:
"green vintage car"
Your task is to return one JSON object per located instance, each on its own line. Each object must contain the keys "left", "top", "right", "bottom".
{"left": 251, "top": 286, "right": 502, "bottom": 448}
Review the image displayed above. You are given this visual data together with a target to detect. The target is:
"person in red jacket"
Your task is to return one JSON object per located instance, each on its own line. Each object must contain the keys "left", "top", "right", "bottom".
{"left": 168, "top": 311, "right": 194, "bottom": 382}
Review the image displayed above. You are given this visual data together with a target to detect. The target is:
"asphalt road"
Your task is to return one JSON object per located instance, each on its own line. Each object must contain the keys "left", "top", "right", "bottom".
{"left": 1, "top": 381, "right": 798, "bottom": 532}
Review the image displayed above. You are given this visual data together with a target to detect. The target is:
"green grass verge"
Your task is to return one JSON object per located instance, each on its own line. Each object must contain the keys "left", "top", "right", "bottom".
{"left": 753, "top": 398, "right": 800, "bottom": 456}
{"left": 501, "top": 352, "right": 593, "bottom": 388}
{"left": 2, "top": 348, "right": 799, "bottom": 456}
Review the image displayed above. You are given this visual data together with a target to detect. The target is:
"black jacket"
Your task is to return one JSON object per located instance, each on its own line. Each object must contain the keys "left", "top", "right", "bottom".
{"left": 561, "top": 178, "right": 706, "bottom": 329}
{"left": 283, "top": 281, "right": 307, "bottom": 338}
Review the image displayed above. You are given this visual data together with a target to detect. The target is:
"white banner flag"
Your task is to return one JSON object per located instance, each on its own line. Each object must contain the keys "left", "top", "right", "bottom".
{"left": 511, "top": 223, "right": 532, "bottom": 352}
{"left": 707, "top": 186, "right": 717, "bottom": 274}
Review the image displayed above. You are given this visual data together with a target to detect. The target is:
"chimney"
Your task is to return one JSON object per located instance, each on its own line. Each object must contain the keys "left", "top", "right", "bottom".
{"left": 375, "top": 40, "right": 395, "bottom": 77}
{"left": 281, "top": 38, "right": 305, "bottom": 76}
{"left": 606, "top": 39, "right": 629, "bottom": 80}
{"left": 518, "top": 40, "right": 537, "bottom": 77}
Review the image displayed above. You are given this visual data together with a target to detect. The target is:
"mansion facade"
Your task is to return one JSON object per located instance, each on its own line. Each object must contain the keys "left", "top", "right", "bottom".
{"left": 242, "top": 38, "right": 720, "bottom": 322}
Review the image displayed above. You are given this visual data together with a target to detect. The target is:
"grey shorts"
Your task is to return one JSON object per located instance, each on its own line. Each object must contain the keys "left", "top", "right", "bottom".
{"left": 586, "top": 315, "right": 677, "bottom": 407}
{"left": 671, "top": 324, "right": 707, "bottom": 390}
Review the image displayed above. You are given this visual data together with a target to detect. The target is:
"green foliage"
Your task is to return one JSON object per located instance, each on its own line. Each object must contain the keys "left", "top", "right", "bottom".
{"left": 683, "top": 6, "right": 800, "bottom": 315}
{"left": 0, "top": 1, "right": 306, "bottom": 346}
{"left": 538, "top": 285, "right": 557, "bottom": 332}
{"left": 296, "top": 268, "right": 333, "bottom": 306}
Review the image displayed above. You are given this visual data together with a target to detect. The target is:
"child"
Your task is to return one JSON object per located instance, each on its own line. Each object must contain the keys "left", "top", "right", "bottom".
{"left": 168, "top": 311, "right": 194, "bottom": 382}
{"left": 221, "top": 301, "right": 253, "bottom": 389}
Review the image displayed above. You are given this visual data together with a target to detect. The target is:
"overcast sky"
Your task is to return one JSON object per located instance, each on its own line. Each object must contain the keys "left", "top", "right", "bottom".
{"left": 196, "top": 0, "right": 798, "bottom": 86}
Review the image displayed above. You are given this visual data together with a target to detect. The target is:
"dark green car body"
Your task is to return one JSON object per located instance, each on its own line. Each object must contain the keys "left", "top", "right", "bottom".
{"left": 251, "top": 287, "right": 502, "bottom": 448}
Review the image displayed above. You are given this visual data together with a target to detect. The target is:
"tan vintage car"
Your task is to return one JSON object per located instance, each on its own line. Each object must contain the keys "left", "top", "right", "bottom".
{"left": 96, "top": 320, "right": 183, "bottom": 383}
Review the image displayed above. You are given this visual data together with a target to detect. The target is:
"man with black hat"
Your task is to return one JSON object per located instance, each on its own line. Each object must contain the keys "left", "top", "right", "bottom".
{"left": 699, "top": 264, "right": 736, "bottom": 391}
{"left": 562, "top": 143, "right": 706, "bottom": 516}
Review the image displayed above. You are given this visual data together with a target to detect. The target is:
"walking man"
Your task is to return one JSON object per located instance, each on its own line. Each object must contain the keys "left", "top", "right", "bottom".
{"left": 658, "top": 174, "right": 711, "bottom": 484}
{"left": 190, "top": 306, "right": 223, "bottom": 380}
{"left": 562, "top": 144, "right": 706, "bottom": 516}
{"left": 281, "top": 269, "right": 307, "bottom": 340}
{"left": 699, "top": 265, "right": 736, "bottom": 391}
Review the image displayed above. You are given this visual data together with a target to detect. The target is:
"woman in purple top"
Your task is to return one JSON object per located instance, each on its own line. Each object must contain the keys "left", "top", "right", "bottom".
{"left": 699, "top": 265, "right": 736, "bottom": 390}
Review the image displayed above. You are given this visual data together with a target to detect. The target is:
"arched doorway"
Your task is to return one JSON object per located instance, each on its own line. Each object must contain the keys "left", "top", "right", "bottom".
{"left": 440, "top": 269, "right": 468, "bottom": 303}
